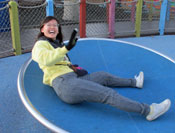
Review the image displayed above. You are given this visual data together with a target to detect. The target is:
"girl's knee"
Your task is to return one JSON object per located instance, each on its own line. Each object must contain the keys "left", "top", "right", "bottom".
{"left": 60, "top": 94, "right": 83, "bottom": 104}
{"left": 96, "top": 71, "right": 109, "bottom": 76}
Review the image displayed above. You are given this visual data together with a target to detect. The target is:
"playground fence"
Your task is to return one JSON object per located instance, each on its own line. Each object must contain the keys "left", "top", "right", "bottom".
{"left": 0, "top": 0, "right": 174, "bottom": 58}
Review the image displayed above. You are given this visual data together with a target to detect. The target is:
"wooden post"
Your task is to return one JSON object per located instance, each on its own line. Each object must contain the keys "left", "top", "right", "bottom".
{"left": 79, "top": 0, "right": 86, "bottom": 38}
{"left": 108, "top": 0, "right": 115, "bottom": 38}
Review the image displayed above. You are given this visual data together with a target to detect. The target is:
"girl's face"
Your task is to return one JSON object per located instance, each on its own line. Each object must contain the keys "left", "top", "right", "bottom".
{"left": 41, "top": 19, "right": 59, "bottom": 40}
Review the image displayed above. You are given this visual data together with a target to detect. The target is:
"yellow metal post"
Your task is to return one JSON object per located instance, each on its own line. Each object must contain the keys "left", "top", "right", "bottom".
{"left": 135, "top": 0, "right": 143, "bottom": 37}
{"left": 9, "top": 0, "right": 21, "bottom": 55}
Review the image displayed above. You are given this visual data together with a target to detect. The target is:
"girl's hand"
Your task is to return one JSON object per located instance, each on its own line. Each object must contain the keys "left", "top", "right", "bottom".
{"left": 66, "top": 28, "right": 78, "bottom": 51}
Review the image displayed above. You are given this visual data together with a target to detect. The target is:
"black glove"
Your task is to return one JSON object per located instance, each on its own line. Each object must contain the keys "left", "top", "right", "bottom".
{"left": 66, "top": 28, "right": 78, "bottom": 51}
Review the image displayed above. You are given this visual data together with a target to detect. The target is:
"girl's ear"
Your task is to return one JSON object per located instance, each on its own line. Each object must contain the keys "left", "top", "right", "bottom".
{"left": 41, "top": 26, "right": 44, "bottom": 33}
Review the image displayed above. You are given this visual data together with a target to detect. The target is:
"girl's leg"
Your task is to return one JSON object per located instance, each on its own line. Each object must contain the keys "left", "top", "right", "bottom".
{"left": 52, "top": 72, "right": 150, "bottom": 116}
{"left": 80, "top": 71, "right": 136, "bottom": 88}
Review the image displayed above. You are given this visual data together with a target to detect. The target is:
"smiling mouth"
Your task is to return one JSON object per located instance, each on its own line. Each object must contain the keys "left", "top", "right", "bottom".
{"left": 49, "top": 31, "right": 55, "bottom": 34}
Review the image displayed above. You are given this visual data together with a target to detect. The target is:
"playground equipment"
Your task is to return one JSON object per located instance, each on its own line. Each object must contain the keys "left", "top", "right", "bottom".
{"left": 167, "top": 0, "right": 175, "bottom": 20}
{"left": 18, "top": 38, "right": 175, "bottom": 133}
{"left": 144, "top": 0, "right": 162, "bottom": 15}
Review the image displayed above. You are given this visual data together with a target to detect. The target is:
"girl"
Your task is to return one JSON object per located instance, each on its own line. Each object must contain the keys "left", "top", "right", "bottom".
{"left": 32, "top": 16, "right": 171, "bottom": 121}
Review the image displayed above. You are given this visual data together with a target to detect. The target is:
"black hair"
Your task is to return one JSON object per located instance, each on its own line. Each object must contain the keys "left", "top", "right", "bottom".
{"left": 37, "top": 16, "right": 63, "bottom": 43}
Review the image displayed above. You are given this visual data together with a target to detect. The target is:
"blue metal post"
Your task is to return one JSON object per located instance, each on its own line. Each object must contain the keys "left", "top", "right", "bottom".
{"left": 46, "top": 0, "right": 54, "bottom": 16}
{"left": 159, "top": 0, "right": 168, "bottom": 35}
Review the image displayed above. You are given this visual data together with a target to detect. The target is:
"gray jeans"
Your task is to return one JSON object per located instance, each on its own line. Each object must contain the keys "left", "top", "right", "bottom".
{"left": 52, "top": 72, "right": 150, "bottom": 116}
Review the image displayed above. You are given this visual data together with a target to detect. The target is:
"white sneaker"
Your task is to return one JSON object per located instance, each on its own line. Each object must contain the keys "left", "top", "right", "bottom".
{"left": 146, "top": 99, "right": 171, "bottom": 121}
{"left": 135, "top": 71, "right": 144, "bottom": 88}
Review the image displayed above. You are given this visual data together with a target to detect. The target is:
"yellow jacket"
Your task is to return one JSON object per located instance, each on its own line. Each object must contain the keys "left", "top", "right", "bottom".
{"left": 32, "top": 39, "right": 73, "bottom": 86}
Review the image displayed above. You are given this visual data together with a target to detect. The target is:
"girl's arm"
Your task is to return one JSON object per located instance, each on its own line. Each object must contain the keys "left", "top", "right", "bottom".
{"left": 32, "top": 41, "right": 69, "bottom": 66}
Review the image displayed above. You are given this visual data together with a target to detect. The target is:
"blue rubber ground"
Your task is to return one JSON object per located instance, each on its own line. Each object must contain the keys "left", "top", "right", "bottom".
{"left": 1, "top": 35, "right": 175, "bottom": 133}
{"left": 24, "top": 38, "right": 175, "bottom": 133}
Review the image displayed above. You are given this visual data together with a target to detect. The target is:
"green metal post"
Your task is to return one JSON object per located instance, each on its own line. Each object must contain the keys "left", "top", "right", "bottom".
{"left": 9, "top": 0, "right": 21, "bottom": 55}
{"left": 135, "top": 0, "right": 143, "bottom": 37}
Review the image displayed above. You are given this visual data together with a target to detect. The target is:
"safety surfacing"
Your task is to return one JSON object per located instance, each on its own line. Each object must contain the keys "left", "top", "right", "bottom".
{"left": 23, "top": 38, "right": 175, "bottom": 133}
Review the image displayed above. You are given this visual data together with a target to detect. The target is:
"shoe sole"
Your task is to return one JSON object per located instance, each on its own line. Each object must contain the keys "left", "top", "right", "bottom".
{"left": 140, "top": 71, "right": 144, "bottom": 88}
{"left": 138, "top": 71, "right": 144, "bottom": 88}
{"left": 147, "top": 99, "right": 171, "bottom": 121}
